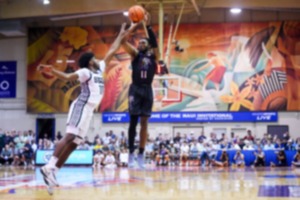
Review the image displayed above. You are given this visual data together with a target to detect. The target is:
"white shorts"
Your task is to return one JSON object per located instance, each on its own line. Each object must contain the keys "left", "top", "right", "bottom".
{"left": 66, "top": 99, "right": 94, "bottom": 139}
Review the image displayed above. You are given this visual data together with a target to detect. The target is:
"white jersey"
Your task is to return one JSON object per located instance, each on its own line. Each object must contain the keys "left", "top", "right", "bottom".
{"left": 75, "top": 60, "right": 106, "bottom": 108}
{"left": 66, "top": 60, "right": 106, "bottom": 138}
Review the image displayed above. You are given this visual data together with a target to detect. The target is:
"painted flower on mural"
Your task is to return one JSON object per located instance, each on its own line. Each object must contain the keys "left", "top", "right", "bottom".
{"left": 220, "top": 82, "right": 253, "bottom": 111}
{"left": 60, "top": 27, "right": 88, "bottom": 50}
{"left": 253, "top": 74, "right": 264, "bottom": 86}
{"left": 245, "top": 77, "right": 255, "bottom": 87}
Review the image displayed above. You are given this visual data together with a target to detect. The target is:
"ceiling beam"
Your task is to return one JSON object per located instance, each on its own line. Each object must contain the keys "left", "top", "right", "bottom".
{"left": 0, "top": 0, "right": 299, "bottom": 20}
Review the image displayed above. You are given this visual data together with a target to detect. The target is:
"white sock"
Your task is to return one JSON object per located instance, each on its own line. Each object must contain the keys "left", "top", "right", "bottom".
{"left": 47, "top": 156, "right": 58, "bottom": 169}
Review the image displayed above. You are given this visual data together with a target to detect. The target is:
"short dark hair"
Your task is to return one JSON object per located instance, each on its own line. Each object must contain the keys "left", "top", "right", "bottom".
{"left": 78, "top": 52, "right": 94, "bottom": 68}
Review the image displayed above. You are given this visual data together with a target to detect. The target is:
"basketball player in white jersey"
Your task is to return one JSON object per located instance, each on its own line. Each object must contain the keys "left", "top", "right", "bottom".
{"left": 37, "top": 22, "right": 137, "bottom": 195}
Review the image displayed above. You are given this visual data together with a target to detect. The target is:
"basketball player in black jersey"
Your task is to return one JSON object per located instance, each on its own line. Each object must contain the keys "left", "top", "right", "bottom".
{"left": 122, "top": 13, "right": 159, "bottom": 168}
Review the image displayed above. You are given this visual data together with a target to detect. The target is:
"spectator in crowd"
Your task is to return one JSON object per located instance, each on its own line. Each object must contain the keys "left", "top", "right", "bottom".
{"left": 218, "top": 133, "right": 227, "bottom": 143}
{"left": 93, "top": 150, "right": 104, "bottom": 168}
{"left": 56, "top": 131, "right": 63, "bottom": 141}
{"left": 77, "top": 141, "right": 90, "bottom": 150}
{"left": 93, "top": 139, "right": 103, "bottom": 151}
{"left": 233, "top": 150, "right": 245, "bottom": 167}
{"left": 271, "top": 150, "right": 287, "bottom": 167}
{"left": 243, "top": 141, "right": 255, "bottom": 150}
{"left": 274, "top": 139, "right": 285, "bottom": 150}
{"left": 22, "top": 140, "right": 34, "bottom": 167}
{"left": 200, "top": 143, "right": 211, "bottom": 167}
{"left": 189, "top": 140, "right": 200, "bottom": 166}
{"left": 168, "top": 142, "right": 180, "bottom": 166}
{"left": 119, "top": 148, "right": 129, "bottom": 167}
{"left": 244, "top": 130, "right": 255, "bottom": 142}
{"left": 261, "top": 133, "right": 269, "bottom": 145}
{"left": 264, "top": 140, "right": 275, "bottom": 150}
{"left": 155, "top": 144, "right": 170, "bottom": 166}
{"left": 232, "top": 141, "right": 241, "bottom": 150}
{"left": 212, "top": 150, "right": 229, "bottom": 167}
{"left": 253, "top": 148, "right": 265, "bottom": 167}
{"left": 103, "top": 151, "right": 116, "bottom": 169}
{"left": 145, "top": 139, "right": 154, "bottom": 164}
{"left": 0, "top": 144, "right": 13, "bottom": 165}
{"left": 285, "top": 139, "right": 295, "bottom": 150}
{"left": 84, "top": 136, "right": 93, "bottom": 146}
{"left": 173, "top": 132, "right": 181, "bottom": 143}
{"left": 180, "top": 141, "right": 190, "bottom": 166}
{"left": 198, "top": 131, "right": 206, "bottom": 142}
{"left": 292, "top": 150, "right": 300, "bottom": 167}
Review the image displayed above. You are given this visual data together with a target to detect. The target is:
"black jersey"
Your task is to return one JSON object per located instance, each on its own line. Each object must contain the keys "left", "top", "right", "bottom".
{"left": 131, "top": 51, "right": 157, "bottom": 85}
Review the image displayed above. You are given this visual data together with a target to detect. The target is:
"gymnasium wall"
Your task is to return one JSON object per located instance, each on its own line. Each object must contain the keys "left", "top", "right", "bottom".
{"left": 1, "top": 8, "right": 300, "bottom": 139}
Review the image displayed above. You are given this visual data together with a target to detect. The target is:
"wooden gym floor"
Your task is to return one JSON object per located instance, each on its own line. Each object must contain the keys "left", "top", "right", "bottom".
{"left": 0, "top": 166, "right": 300, "bottom": 200}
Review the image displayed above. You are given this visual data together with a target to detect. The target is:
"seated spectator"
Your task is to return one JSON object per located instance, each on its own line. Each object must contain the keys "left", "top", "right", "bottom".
{"left": 77, "top": 141, "right": 90, "bottom": 150}
{"left": 144, "top": 139, "right": 154, "bottom": 164}
{"left": 119, "top": 148, "right": 129, "bottom": 167}
{"left": 93, "top": 150, "right": 104, "bottom": 168}
{"left": 155, "top": 145, "right": 170, "bottom": 166}
{"left": 285, "top": 139, "right": 295, "bottom": 151}
{"left": 232, "top": 141, "right": 241, "bottom": 150}
{"left": 243, "top": 141, "right": 255, "bottom": 150}
{"left": 0, "top": 144, "right": 13, "bottom": 165}
{"left": 292, "top": 150, "right": 300, "bottom": 167}
{"left": 93, "top": 139, "right": 103, "bottom": 151}
{"left": 274, "top": 139, "right": 285, "bottom": 150}
{"left": 180, "top": 141, "right": 189, "bottom": 166}
{"left": 233, "top": 150, "right": 245, "bottom": 167}
{"left": 253, "top": 148, "right": 265, "bottom": 167}
{"left": 168, "top": 142, "right": 180, "bottom": 166}
{"left": 21, "top": 140, "right": 34, "bottom": 167}
{"left": 103, "top": 151, "right": 117, "bottom": 169}
{"left": 199, "top": 143, "right": 211, "bottom": 167}
{"left": 212, "top": 150, "right": 229, "bottom": 167}
{"left": 271, "top": 150, "right": 287, "bottom": 167}
{"left": 189, "top": 140, "right": 200, "bottom": 166}
{"left": 263, "top": 140, "right": 275, "bottom": 150}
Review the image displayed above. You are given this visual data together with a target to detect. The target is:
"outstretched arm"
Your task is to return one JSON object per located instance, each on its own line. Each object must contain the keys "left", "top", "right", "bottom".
{"left": 144, "top": 13, "right": 159, "bottom": 61}
{"left": 104, "top": 22, "right": 138, "bottom": 72}
{"left": 37, "top": 65, "right": 78, "bottom": 81}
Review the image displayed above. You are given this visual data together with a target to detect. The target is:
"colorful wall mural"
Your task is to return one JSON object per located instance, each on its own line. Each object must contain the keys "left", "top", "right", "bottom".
{"left": 27, "top": 21, "right": 300, "bottom": 113}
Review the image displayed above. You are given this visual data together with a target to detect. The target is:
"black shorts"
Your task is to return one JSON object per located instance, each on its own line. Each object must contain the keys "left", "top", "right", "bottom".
{"left": 128, "top": 84, "right": 153, "bottom": 116}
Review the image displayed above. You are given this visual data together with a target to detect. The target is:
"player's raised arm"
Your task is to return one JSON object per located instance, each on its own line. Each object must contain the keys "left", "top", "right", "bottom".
{"left": 37, "top": 65, "right": 78, "bottom": 81}
{"left": 144, "top": 12, "right": 159, "bottom": 62}
{"left": 104, "top": 22, "right": 139, "bottom": 71}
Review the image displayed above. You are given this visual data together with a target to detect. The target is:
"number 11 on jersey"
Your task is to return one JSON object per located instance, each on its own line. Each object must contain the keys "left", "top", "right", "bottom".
{"left": 141, "top": 70, "right": 147, "bottom": 79}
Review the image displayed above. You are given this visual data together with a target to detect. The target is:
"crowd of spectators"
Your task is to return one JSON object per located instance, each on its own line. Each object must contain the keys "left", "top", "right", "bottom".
{"left": 1, "top": 128, "right": 300, "bottom": 168}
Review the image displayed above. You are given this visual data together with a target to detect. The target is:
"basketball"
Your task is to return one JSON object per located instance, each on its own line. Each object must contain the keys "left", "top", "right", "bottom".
{"left": 128, "top": 5, "right": 145, "bottom": 23}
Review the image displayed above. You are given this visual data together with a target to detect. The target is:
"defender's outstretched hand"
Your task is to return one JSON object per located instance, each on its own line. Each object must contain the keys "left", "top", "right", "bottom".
{"left": 37, "top": 64, "right": 53, "bottom": 74}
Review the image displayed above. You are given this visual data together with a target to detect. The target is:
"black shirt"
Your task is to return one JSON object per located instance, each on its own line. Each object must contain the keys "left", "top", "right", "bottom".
{"left": 131, "top": 51, "right": 157, "bottom": 85}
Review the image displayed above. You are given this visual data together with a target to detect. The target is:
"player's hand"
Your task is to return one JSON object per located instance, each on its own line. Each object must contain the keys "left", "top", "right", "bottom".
{"left": 37, "top": 64, "right": 53, "bottom": 74}
{"left": 144, "top": 11, "right": 151, "bottom": 25}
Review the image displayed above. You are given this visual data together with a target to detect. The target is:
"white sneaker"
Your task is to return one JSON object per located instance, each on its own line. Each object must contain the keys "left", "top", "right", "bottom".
{"left": 40, "top": 166, "right": 59, "bottom": 187}
{"left": 137, "top": 154, "right": 145, "bottom": 169}
{"left": 128, "top": 154, "right": 135, "bottom": 168}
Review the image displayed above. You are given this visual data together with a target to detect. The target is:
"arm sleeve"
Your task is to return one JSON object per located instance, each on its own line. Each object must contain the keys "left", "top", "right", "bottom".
{"left": 99, "top": 60, "right": 106, "bottom": 72}
{"left": 75, "top": 68, "right": 91, "bottom": 83}
{"left": 146, "top": 25, "right": 158, "bottom": 48}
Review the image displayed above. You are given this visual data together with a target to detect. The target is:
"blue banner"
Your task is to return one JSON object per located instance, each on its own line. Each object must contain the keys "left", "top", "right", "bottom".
{"left": 102, "top": 112, "right": 277, "bottom": 123}
{"left": 35, "top": 150, "right": 93, "bottom": 165}
{"left": 0, "top": 61, "right": 16, "bottom": 98}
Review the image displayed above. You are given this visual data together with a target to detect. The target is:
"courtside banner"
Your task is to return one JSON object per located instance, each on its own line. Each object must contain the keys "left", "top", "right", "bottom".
{"left": 0, "top": 61, "right": 16, "bottom": 98}
{"left": 35, "top": 150, "right": 93, "bottom": 165}
{"left": 102, "top": 112, "right": 277, "bottom": 123}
